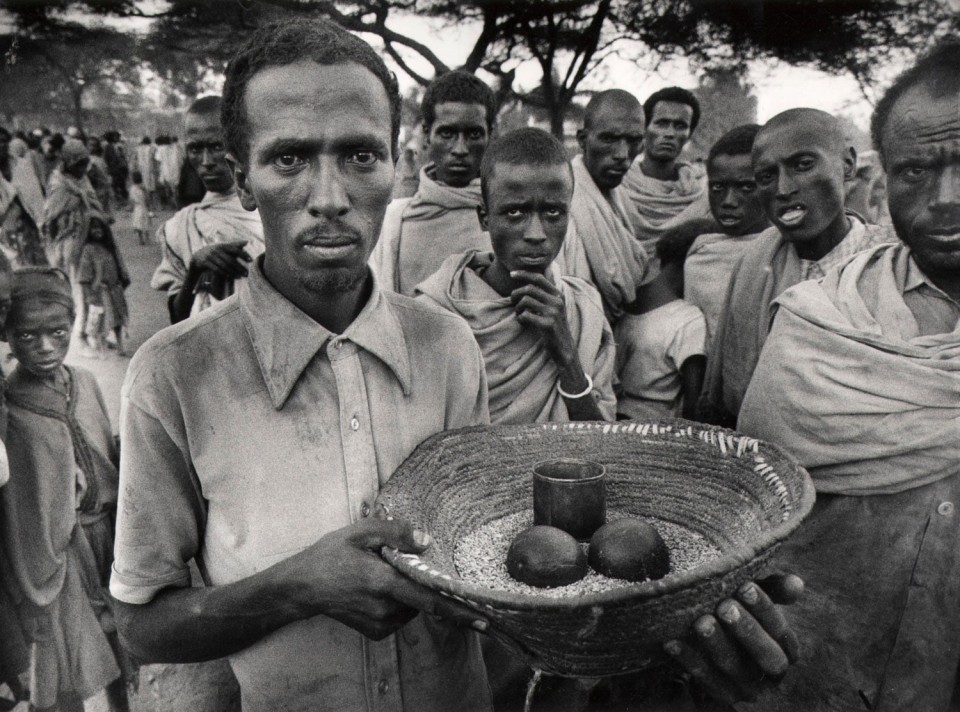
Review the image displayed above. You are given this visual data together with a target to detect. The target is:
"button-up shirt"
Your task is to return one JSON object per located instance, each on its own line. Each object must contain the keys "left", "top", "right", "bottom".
{"left": 799, "top": 215, "right": 871, "bottom": 281}
{"left": 111, "top": 259, "right": 492, "bottom": 712}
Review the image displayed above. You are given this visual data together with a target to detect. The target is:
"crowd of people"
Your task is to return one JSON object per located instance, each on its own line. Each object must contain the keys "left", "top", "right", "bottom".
{"left": 0, "top": 15, "right": 957, "bottom": 712}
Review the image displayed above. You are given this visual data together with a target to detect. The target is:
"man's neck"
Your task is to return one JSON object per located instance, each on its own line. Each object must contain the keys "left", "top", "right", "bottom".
{"left": 263, "top": 261, "right": 372, "bottom": 335}
{"left": 793, "top": 213, "right": 852, "bottom": 262}
{"left": 640, "top": 154, "right": 679, "bottom": 182}
{"left": 625, "top": 271, "right": 680, "bottom": 315}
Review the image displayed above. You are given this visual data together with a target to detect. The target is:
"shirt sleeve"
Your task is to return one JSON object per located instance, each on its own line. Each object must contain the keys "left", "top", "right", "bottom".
{"left": 443, "top": 321, "right": 490, "bottom": 430}
{"left": 668, "top": 309, "right": 707, "bottom": 371}
{"left": 110, "top": 380, "right": 205, "bottom": 605}
{"left": 150, "top": 221, "right": 188, "bottom": 296}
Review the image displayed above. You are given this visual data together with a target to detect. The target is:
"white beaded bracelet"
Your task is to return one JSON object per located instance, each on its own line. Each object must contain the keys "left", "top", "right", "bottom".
{"left": 557, "top": 373, "right": 593, "bottom": 399}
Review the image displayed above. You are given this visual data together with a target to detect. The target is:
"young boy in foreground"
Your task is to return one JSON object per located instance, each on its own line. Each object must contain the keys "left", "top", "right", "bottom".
{"left": 616, "top": 220, "right": 710, "bottom": 421}
{"left": 0, "top": 267, "right": 132, "bottom": 712}
{"left": 416, "top": 127, "right": 616, "bottom": 424}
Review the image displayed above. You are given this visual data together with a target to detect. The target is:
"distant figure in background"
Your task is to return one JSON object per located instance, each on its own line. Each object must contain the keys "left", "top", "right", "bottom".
{"left": 615, "top": 219, "right": 710, "bottom": 420}
{"left": 134, "top": 136, "right": 157, "bottom": 210}
{"left": 685, "top": 124, "right": 770, "bottom": 345}
{"left": 157, "top": 135, "right": 184, "bottom": 209}
{"left": 393, "top": 130, "right": 422, "bottom": 199}
{"left": 621, "top": 87, "right": 707, "bottom": 257}
{"left": 371, "top": 70, "right": 496, "bottom": 295}
{"left": 845, "top": 149, "right": 889, "bottom": 225}
{"left": 102, "top": 131, "right": 129, "bottom": 204}
{"left": 129, "top": 171, "right": 152, "bottom": 245}
{"left": 39, "top": 133, "right": 65, "bottom": 189}
{"left": 0, "top": 127, "right": 46, "bottom": 267}
{"left": 151, "top": 95, "right": 263, "bottom": 322}
{"left": 85, "top": 136, "right": 113, "bottom": 218}
{"left": 41, "top": 138, "right": 106, "bottom": 335}
{"left": 78, "top": 216, "right": 130, "bottom": 356}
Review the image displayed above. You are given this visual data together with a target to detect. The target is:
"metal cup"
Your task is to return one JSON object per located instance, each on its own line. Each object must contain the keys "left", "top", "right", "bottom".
{"left": 533, "top": 458, "right": 606, "bottom": 541}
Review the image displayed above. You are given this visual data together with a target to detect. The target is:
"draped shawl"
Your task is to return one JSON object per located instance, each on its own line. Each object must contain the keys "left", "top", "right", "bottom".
{"left": 620, "top": 158, "right": 706, "bottom": 251}
{"left": 739, "top": 242, "right": 960, "bottom": 495}
{"left": 371, "top": 164, "right": 488, "bottom": 295}
{"left": 558, "top": 154, "right": 648, "bottom": 322}
{"left": 415, "top": 250, "right": 616, "bottom": 423}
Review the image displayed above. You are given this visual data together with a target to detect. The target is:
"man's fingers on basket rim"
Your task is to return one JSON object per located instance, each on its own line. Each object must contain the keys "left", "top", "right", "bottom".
{"left": 388, "top": 575, "right": 488, "bottom": 632}
{"left": 715, "top": 599, "right": 789, "bottom": 679}
{"left": 756, "top": 573, "right": 804, "bottom": 605}
{"left": 736, "top": 581, "right": 801, "bottom": 664}
{"left": 664, "top": 638, "right": 743, "bottom": 706}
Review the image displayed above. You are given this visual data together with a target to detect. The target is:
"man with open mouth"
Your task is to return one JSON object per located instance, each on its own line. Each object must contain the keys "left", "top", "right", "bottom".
{"left": 737, "top": 37, "right": 960, "bottom": 712}
{"left": 698, "top": 107, "right": 894, "bottom": 426}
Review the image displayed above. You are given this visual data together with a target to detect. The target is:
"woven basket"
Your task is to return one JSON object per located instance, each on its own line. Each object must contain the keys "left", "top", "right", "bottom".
{"left": 377, "top": 420, "right": 815, "bottom": 678}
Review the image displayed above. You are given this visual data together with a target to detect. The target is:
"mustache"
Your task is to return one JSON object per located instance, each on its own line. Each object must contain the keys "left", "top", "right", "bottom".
{"left": 295, "top": 222, "right": 363, "bottom": 245}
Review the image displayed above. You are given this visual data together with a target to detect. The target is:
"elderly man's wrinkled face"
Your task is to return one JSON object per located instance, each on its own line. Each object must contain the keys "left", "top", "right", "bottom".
{"left": 644, "top": 101, "right": 693, "bottom": 164}
{"left": 883, "top": 82, "right": 960, "bottom": 278}
{"left": 578, "top": 103, "right": 644, "bottom": 192}
{"left": 233, "top": 60, "right": 395, "bottom": 296}
{"left": 753, "top": 119, "right": 852, "bottom": 246}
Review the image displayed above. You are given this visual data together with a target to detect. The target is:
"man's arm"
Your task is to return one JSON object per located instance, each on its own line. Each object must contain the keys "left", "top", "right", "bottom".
{"left": 511, "top": 270, "right": 605, "bottom": 421}
{"left": 114, "top": 518, "right": 488, "bottom": 664}
{"left": 168, "top": 240, "right": 251, "bottom": 323}
{"left": 680, "top": 355, "right": 707, "bottom": 421}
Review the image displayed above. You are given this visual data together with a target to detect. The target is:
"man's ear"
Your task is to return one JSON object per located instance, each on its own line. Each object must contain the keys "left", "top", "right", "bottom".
{"left": 576, "top": 129, "right": 586, "bottom": 153}
{"left": 477, "top": 203, "right": 489, "bottom": 232}
{"left": 226, "top": 153, "right": 258, "bottom": 212}
{"left": 842, "top": 146, "right": 858, "bottom": 182}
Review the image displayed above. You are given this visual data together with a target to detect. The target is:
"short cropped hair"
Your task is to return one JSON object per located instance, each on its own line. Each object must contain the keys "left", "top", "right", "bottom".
{"left": 188, "top": 95, "right": 222, "bottom": 117}
{"left": 421, "top": 70, "right": 497, "bottom": 132}
{"left": 644, "top": 87, "right": 700, "bottom": 132}
{"left": 871, "top": 38, "right": 960, "bottom": 160}
{"left": 655, "top": 218, "right": 716, "bottom": 267}
{"left": 707, "top": 124, "right": 761, "bottom": 167}
{"left": 222, "top": 18, "right": 402, "bottom": 164}
{"left": 479, "top": 127, "right": 571, "bottom": 204}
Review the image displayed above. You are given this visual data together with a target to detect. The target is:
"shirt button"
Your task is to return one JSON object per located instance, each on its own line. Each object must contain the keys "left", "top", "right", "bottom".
{"left": 332, "top": 339, "right": 342, "bottom": 349}
{"left": 350, "top": 417, "right": 360, "bottom": 431}
{"left": 938, "top": 501, "right": 954, "bottom": 516}
{"left": 360, "top": 502, "right": 371, "bottom": 518}
{"left": 378, "top": 679, "right": 389, "bottom": 694}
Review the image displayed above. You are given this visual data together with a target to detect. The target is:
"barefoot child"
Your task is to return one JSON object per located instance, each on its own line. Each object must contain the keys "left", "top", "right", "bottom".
{"left": 128, "top": 171, "right": 151, "bottom": 246}
{"left": 77, "top": 217, "right": 130, "bottom": 356}
{"left": 615, "top": 220, "right": 709, "bottom": 420}
{"left": 0, "top": 267, "right": 134, "bottom": 712}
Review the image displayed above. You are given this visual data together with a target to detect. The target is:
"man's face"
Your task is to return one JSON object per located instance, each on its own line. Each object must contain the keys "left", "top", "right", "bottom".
{"left": 6, "top": 300, "right": 73, "bottom": 377}
{"left": 708, "top": 153, "right": 768, "bottom": 236}
{"left": 644, "top": 101, "right": 694, "bottom": 164}
{"left": 480, "top": 162, "right": 573, "bottom": 274}
{"left": 753, "top": 120, "right": 852, "bottom": 244}
{"left": 232, "top": 60, "right": 395, "bottom": 297}
{"left": 883, "top": 82, "right": 960, "bottom": 279}
{"left": 423, "top": 102, "right": 489, "bottom": 188}
{"left": 577, "top": 103, "right": 644, "bottom": 191}
{"left": 185, "top": 112, "right": 235, "bottom": 194}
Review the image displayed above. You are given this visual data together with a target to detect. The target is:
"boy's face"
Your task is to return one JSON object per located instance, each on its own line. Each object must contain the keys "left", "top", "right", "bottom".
{"left": 479, "top": 161, "right": 573, "bottom": 274}
{"left": 708, "top": 152, "right": 768, "bottom": 236}
{"left": 89, "top": 221, "right": 105, "bottom": 242}
{"left": 7, "top": 300, "right": 73, "bottom": 377}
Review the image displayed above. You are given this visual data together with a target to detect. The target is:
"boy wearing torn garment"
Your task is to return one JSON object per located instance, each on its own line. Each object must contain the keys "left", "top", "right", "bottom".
{"left": 0, "top": 267, "right": 133, "bottom": 712}
{"left": 416, "top": 127, "right": 616, "bottom": 425}
{"left": 372, "top": 71, "right": 497, "bottom": 296}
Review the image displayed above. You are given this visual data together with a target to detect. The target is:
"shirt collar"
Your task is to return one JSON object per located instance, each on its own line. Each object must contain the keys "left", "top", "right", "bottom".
{"left": 239, "top": 258, "right": 412, "bottom": 409}
{"left": 903, "top": 252, "right": 960, "bottom": 305}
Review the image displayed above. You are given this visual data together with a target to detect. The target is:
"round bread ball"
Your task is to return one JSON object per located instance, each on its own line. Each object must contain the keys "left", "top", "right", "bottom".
{"left": 506, "top": 525, "right": 589, "bottom": 588}
{"left": 588, "top": 519, "right": 670, "bottom": 582}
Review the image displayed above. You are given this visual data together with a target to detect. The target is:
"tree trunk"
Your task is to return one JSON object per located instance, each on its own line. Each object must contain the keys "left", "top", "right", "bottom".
{"left": 71, "top": 85, "right": 85, "bottom": 133}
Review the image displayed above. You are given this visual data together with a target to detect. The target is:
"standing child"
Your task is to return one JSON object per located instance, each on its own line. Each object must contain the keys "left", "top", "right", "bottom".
{"left": 128, "top": 171, "right": 151, "bottom": 245}
{"left": 0, "top": 267, "right": 133, "bottom": 712}
{"left": 615, "top": 220, "right": 709, "bottom": 421}
{"left": 77, "top": 218, "right": 130, "bottom": 357}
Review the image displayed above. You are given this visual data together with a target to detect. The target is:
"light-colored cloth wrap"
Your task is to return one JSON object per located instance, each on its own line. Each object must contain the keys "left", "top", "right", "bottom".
{"left": 700, "top": 216, "right": 893, "bottom": 422}
{"left": 41, "top": 168, "right": 105, "bottom": 274}
{"left": 620, "top": 158, "right": 707, "bottom": 252}
{"left": 684, "top": 230, "right": 766, "bottom": 345}
{"left": 739, "top": 242, "right": 960, "bottom": 496}
{"left": 371, "top": 164, "right": 488, "bottom": 296}
{"left": 415, "top": 250, "right": 617, "bottom": 424}
{"left": 557, "top": 154, "right": 649, "bottom": 322}
{"left": 151, "top": 190, "right": 264, "bottom": 315}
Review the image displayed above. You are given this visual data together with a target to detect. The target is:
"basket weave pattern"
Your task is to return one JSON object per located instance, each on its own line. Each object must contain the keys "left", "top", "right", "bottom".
{"left": 378, "top": 420, "right": 815, "bottom": 678}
